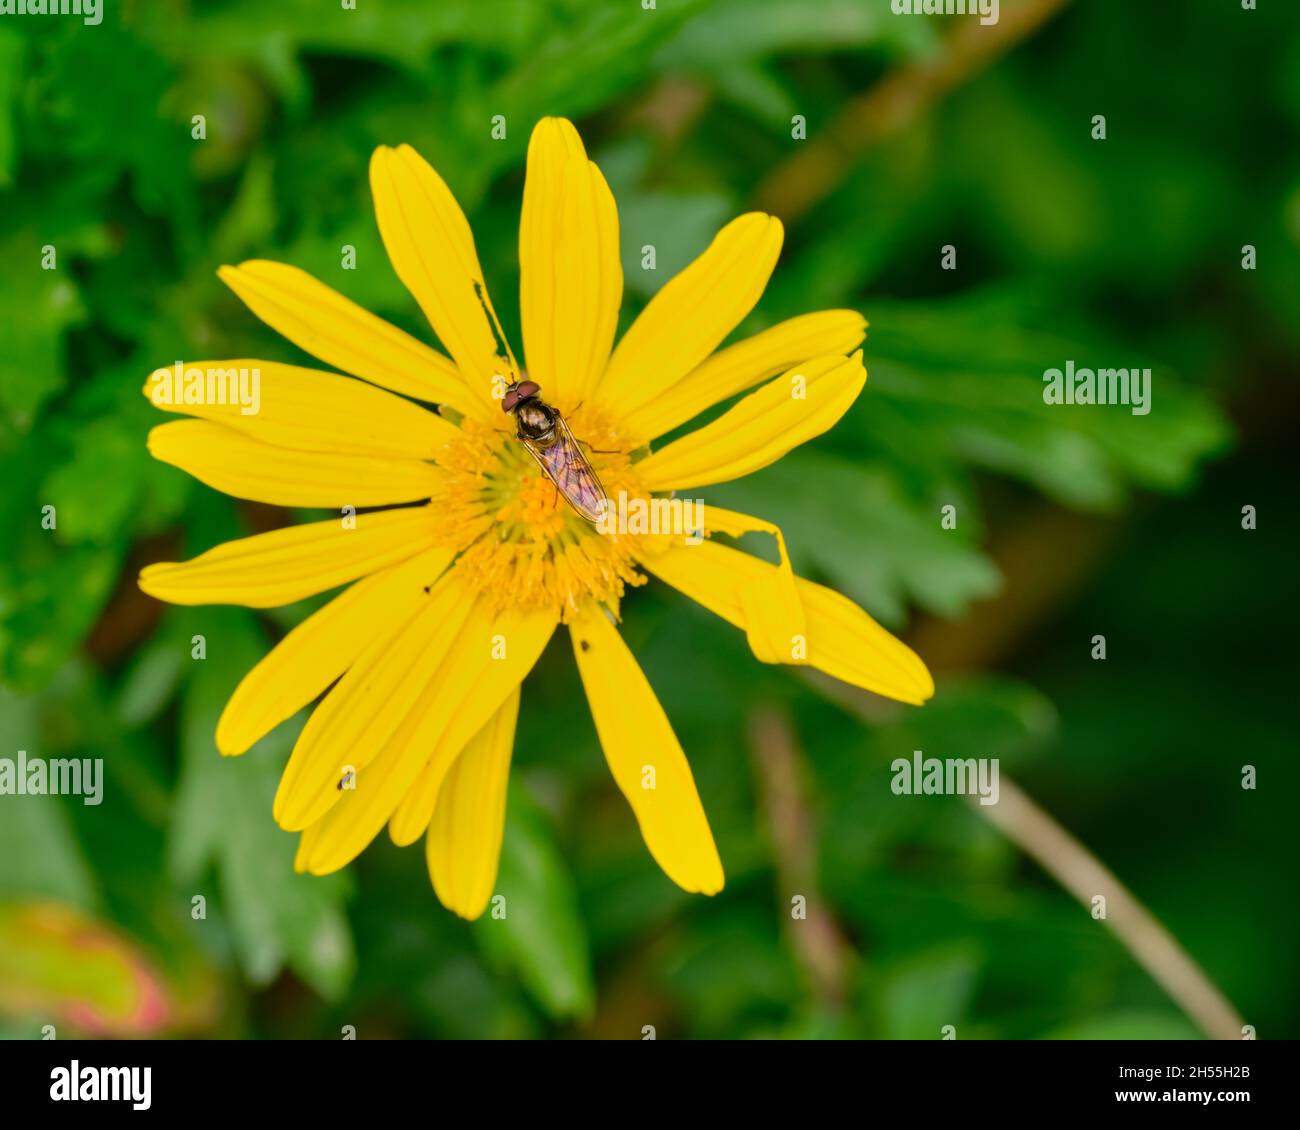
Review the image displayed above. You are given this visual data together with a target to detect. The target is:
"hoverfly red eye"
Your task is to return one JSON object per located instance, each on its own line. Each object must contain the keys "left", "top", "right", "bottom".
{"left": 516, "top": 380, "right": 540, "bottom": 400}
{"left": 501, "top": 388, "right": 519, "bottom": 412}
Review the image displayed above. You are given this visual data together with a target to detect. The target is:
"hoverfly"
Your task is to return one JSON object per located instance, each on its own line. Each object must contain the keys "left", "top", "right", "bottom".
{"left": 502, "top": 378, "right": 609, "bottom": 524}
{"left": 472, "top": 279, "right": 609, "bottom": 524}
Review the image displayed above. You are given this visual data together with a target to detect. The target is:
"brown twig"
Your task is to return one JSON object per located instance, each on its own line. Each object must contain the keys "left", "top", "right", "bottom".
{"left": 738, "top": 0, "right": 1239, "bottom": 1040}
{"left": 753, "top": 0, "right": 1074, "bottom": 222}
{"left": 748, "top": 706, "right": 853, "bottom": 1008}
{"left": 972, "top": 779, "right": 1245, "bottom": 1040}
{"left": 806, "top": 671, "right": 1246, "bottom": 1040}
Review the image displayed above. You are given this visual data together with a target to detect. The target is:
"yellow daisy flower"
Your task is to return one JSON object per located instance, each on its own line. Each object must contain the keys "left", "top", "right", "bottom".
{"left": 139, "top": 117, "right": 933, "bottom": 920}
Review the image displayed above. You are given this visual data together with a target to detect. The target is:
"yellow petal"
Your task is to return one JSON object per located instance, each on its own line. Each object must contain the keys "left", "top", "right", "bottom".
{"left": 142, "top": 359, "right": 457, "bottom": 458}
{"left": 296, "top": 595, "right": 556, "bottom": 875}
{"left": 519, "top": 117, "right": 622, "bottom": 412}
{"left": 274, "top": 567, "right": 476, "bottom": 832}
{"left": 569, "top": 605, "right": 723, "bottom": 895}
{"left": 293, "top": 830, "right": 314, "bottom": 873}
{"left": 139, "top": 507, "right": 436, "bottom": 609}
{"left": 423, "top": 687, "right": 519, "bottom": 920}
{"left": 635, "top": 351, "right": 865, "bottom": 492}
{"left": 148, "top": 419, "right": 441, "bottom": 508}
{"left": 644, "top": 539, "right": 933, "bottom": 705}
{"left": 216, "top": 547, "right": 454, "bottom": 755}
{"left": 383, "top": 599, "right": 556, "bottom": 847}
{"left": 594, "top": 213, "right": 783, "bottom": 417}
{"left": 370, "top": 144, "right": 513, "bottom": 416}
{"left": 691, "top": 507, "right": 804, "bottom": 664}
{"left": 797, "top": 579, "right": 935, "bottom": 704}
{"left": 621, "top": 310, "right": 866, "bottom": 442}
{"left": 217, "top": 260, "right": 486, "bottom": 420}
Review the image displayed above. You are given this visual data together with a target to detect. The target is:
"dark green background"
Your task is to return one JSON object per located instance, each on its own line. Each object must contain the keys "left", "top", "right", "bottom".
{"left": 1, "top": 0, "right": 1295, "bottom": 1039}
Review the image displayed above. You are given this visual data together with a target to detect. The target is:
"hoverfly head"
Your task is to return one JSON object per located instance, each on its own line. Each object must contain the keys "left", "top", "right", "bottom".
{"left": 501, "top": 378, "right": 540, "bottom": 413}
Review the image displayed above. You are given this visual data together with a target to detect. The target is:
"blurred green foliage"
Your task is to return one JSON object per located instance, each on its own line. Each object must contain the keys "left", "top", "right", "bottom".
{"left": 0, "top": 0, "right": 1295, "bottom": 1039}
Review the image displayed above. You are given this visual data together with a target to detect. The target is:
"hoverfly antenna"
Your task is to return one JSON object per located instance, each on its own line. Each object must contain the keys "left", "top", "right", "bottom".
{"left": 473, "top": 279, "right": 522, "bottom": 386}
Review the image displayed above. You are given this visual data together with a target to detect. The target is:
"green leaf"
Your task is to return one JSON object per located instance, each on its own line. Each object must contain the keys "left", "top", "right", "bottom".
{"left": 858, "top": 293, "right": 1233, "bottom": 510}
{"left": 0, "top": 798, "right": 98, "bottom": 910}
{"left": 657, "top": 0, "right": 934, "bottom": 67}
{"left": 596, "top": 137, "right": 734, "bottom": 303}
{"left": 0, "top": 233, "right": 87, "bottom": 436}
{"left": 890, "top": 676, "right": 1058, "bottom": 771}
{"left": 618, "top": 191, "right": 733, "bottom": 302}
{"left": 115, "top": 637, "right": 184, "bottom": 728}
{"left": 0, "top": 30, "right": 22, "bottom": 187}
{"left": 142, "top": 0, "right": 529, "bottom": 84}
{"left": 476, "top": 793, "right": 595, "bottom": 1020}
{"left": 877, "top": 945, "right": 982, "bottom": 1040}
{"left": 0, "top": 687, "right": 98, "bottom": 907}
{"left": 712, "top": 452, "right": 1001, "bottom": 626}
{"left": 0, "top": 534, "right": 121, "bottom": 692}
{"left": 170, "top": 607, "right": 355, "bottom": 1000}
{"left": 40, "top": 418, "right": 153, "bottom": 545}
{"left": 1045, "top": 1012, "right": 1201, "bottom": 1041}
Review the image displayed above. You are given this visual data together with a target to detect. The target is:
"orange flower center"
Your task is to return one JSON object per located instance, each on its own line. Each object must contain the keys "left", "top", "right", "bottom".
{"left": 429, "top": 414, "right": 652, "bottom": 620}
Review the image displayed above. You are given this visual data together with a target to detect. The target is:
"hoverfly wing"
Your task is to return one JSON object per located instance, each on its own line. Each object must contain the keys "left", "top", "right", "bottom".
{"left": 521, "top": 415, "right": 609, "bottom": 524}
